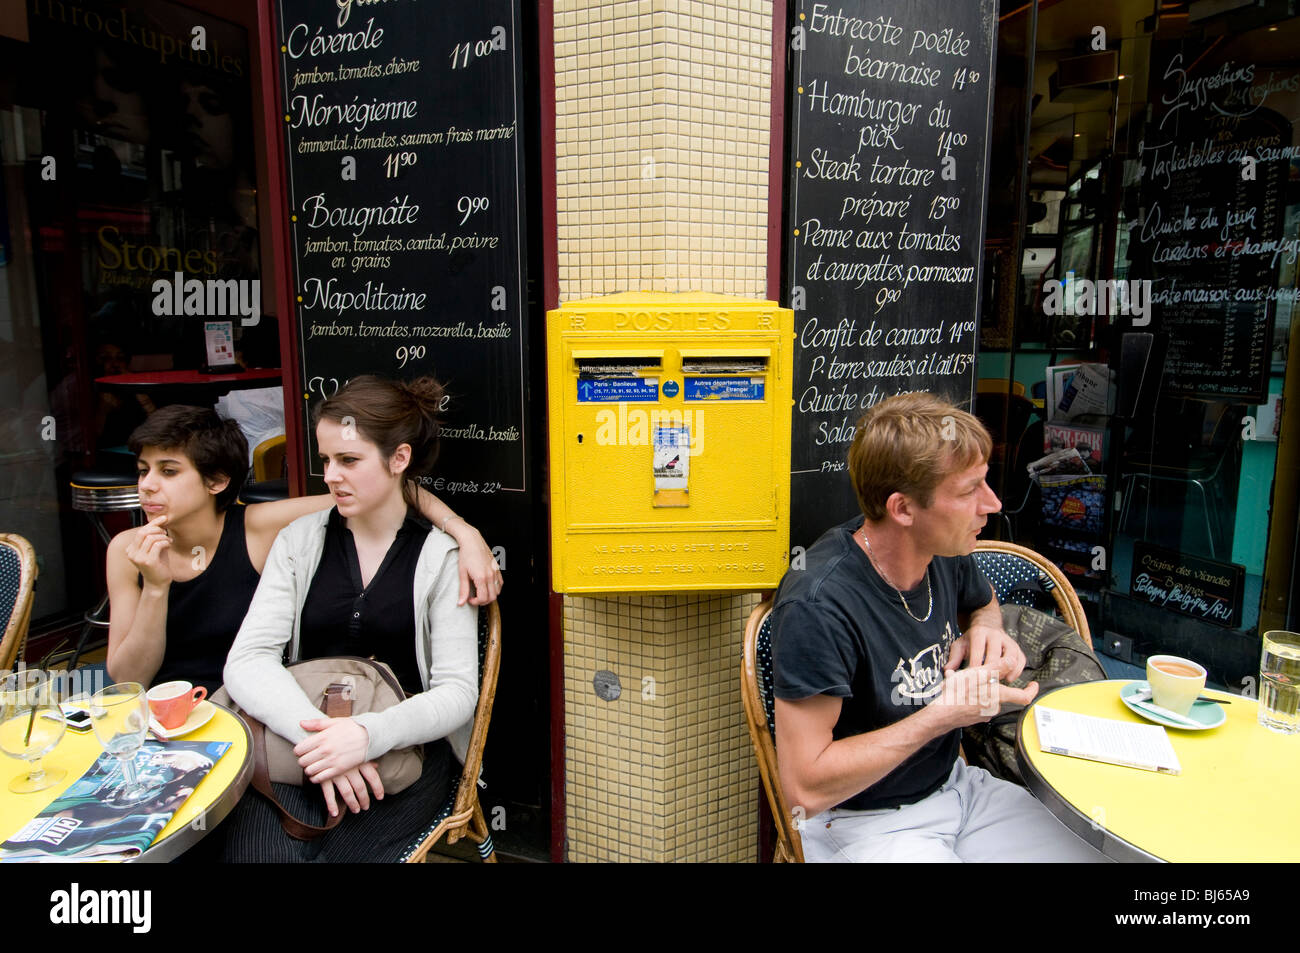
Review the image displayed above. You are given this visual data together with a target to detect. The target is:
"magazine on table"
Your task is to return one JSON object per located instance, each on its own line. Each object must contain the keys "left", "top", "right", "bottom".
{"left": 0, "top": 740, "right": 230, "bottom": 862}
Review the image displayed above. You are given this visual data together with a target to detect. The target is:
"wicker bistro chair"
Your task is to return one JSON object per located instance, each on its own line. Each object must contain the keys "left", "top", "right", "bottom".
{"left": 400, "top": 601, "right": 501, "bottom": 863}
{"left": 252, "top": 434, "right": 287, "bottom": 483}
{"left": 972, "top": 540, "right": 1090, "bottom": 640}
{"left": 0, "top": 534, "right": 38, "bottom": 671}
{"left": 741, "top": 599, "right": 805, "bottom": 863}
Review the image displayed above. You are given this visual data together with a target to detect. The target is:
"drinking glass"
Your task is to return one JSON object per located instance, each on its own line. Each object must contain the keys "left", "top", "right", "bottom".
{"left": 89, "top": 682, "right": 152, "bottom": 801}
{"left": 0, "top": 670, "right": 67, "bottom": 793}
{"left": 1259, "top": 631, "right": 1300, "bottom": 734}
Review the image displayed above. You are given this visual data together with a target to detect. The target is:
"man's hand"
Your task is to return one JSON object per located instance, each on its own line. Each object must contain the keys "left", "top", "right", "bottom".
{"left": 296, "top": 717, "right": 370, "bottom": 782}
{"left": 124, "top": 515, "right": 172, "bottom": 590}
{"left": 928, "top": 666, "right": 1039, "bottom": 730}
{"left": 318, "top": 762, "right": 385, "bottom": 816}
{"left": 946, "top": 622, "right": 1026, "bottom": 682}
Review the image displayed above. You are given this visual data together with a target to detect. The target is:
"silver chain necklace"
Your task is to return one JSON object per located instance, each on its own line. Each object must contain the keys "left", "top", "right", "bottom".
{"left": 858, "top": 527, "right": 933, "bottom": 623}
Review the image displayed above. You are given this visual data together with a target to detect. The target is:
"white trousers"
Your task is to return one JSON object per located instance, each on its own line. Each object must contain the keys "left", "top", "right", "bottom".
{"left": 800, "top": 761, "right": 1109, "bottom": 863}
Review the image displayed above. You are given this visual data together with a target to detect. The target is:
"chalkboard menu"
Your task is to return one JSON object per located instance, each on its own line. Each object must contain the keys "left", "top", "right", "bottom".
{"left": 1128, "top": 44, "right": 1288, "bottom": 404}
{"left": 783, "top": 0, "right": 997, "bottom": 547}
{"left": 1131, "top": 542, "right": 1244, "bottom": 629}
{"left": 275, "top": 0, "right": 530, "bottom": 530}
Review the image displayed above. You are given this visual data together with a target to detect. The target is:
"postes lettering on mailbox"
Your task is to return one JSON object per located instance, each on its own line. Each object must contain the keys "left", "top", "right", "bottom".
{"left": 611, "top": 310, "right": 733, "bottom": 331}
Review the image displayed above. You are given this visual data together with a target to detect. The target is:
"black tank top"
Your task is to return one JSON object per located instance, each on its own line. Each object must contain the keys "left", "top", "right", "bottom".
{"left": 298, "top": 507, "right": 428, "bottom": 696}
{"left": 148, "top": 505, "right": 261, "bottom": 693}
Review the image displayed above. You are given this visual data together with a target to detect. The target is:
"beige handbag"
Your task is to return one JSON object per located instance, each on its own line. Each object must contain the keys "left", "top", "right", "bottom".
{"left": 214, "top": 657, "right": 423, "bottom": 839}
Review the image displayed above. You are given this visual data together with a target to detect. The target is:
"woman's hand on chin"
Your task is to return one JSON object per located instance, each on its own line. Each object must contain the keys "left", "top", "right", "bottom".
{"left": 295, "top": 716, "right": 371, "bottom": 781}
{"left": 125, "top": 515, "right": 173, "bottom": 590}
{"left": 319, "top": 763, "right": 384, "bottom": 816}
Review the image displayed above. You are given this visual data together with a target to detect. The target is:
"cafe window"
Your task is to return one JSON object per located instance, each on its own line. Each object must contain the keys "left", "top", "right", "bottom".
{"left": 979, "top": 0, "right": 1299, "bottom": 688}
{"left": 0, "top": 0, "right": 263, "bottom": 623}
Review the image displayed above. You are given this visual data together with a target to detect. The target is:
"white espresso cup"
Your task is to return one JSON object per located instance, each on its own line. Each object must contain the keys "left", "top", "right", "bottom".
{"left": 1145, "top": 655, "right": 1207, "bottom": 717}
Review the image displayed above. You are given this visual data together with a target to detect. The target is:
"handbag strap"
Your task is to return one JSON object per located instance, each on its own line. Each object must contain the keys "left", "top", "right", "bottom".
{"left": 246, "top": 715, "right": 344, "bottom": 841}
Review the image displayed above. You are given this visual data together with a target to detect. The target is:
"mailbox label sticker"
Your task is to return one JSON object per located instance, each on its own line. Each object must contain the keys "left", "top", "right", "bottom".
{"left": 684, "top": 377, "right": 764, "bottom": 401}
{"left": 578, "top": 378, "right": 659, "bottom": 402}
{"left": 653, "top": 426, "right": 690, "bottom": 490}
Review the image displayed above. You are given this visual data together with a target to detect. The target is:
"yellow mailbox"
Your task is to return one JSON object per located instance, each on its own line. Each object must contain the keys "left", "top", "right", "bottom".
{"left": 547, "top": 292, "right": 793, "bottom": 593}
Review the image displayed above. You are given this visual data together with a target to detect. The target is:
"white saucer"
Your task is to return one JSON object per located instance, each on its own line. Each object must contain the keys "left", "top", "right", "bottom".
{"left": 1120, "top": 680, "right": 1226, "bottom": 730}
{"left": 149, "top": 699, "right": 215, "bottom": 739}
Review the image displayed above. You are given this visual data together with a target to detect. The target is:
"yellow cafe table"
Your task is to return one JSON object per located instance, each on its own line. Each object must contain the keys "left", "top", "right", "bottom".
{"left": 0, "top": 702, "right": 251, "bottom": 862}
{"left": 1017, "top": 679, "right": 1300, "bottom": 862}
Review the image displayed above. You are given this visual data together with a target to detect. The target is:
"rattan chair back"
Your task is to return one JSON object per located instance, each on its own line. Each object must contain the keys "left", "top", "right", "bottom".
{"left": 973, "top": 540, "right": 1090, "bottom": 639}
{"left": 0, "top": 534, "right": 38, "bottom": 671}
{"left": 741, "top": 599, "right": 805, "bottom": 863}
{"left": 403, "top": 601, "right": 501, "bottom": 863}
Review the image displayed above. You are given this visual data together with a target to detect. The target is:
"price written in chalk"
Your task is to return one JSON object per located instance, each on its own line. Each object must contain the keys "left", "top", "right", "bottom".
{"left": 396, "top": 344, "right": 427, "bottom": 368}
{"left": 937, "top": 131, "right": 968, "bottom": 158}
{"left": 457, "top": 195, "right": 490, "bottom": 225}
{"left": 383, "top": 151, "right": 417, "bottom": 178}
{"left": 449, "top": 25, "right": 508, "bottom": 70}
{"left": 928, "top": 195, "right": 960, "bottom": 220}
{"left": 951, "top": 67, "right": 981, "bottom": 90}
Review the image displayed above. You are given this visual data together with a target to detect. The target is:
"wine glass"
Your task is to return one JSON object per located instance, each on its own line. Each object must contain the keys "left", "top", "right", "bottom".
{"left": 0, "top": 670, "right": 68, "bottom": 793}
{"left": 89, "top": 682, "right": 152, "bottom": 803}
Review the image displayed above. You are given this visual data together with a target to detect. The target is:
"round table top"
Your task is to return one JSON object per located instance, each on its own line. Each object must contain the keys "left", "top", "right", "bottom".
{"left": 1017, "top": 679, "right": 1300, "bottom": 862}
{"left": 96, "top": 369, "right": 281, "bottom": 391}
{"left": 0, "top": 703, "right": 251, "bottom": 863}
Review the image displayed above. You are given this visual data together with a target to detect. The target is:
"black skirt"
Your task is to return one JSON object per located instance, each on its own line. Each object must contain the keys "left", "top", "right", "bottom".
{"left": 214, "top": 739, "right": 454, "bottom": 863}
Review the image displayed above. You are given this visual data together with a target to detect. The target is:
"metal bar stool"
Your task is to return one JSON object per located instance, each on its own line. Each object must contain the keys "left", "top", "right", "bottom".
{"left": 44, "top": 469, "right": 143, "bottom": 670}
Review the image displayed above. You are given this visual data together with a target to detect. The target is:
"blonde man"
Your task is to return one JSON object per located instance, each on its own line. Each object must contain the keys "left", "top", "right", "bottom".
{"left": 771, "top": 392, "right": 1104, "bottom": 862}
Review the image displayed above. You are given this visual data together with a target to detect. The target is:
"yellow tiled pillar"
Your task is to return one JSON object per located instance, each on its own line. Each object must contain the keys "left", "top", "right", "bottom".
{"left": 553, "top": 0, "right": 774, "bottom": 861}
{"left": 554, "top": 0, "right": 770, "bottom": 297}
{"left": 564, "top": 593, "right": 763, "bottom": 862}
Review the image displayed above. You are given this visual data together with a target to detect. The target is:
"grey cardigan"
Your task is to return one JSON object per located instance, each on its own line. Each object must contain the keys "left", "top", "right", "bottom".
{"left": 222, "top": 508, "right": 477, "bottom": 765}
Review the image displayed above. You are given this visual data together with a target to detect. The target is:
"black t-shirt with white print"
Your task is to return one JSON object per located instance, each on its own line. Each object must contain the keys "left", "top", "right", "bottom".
{"left": 771, "top": 516, "right": 994, "bottom": 811}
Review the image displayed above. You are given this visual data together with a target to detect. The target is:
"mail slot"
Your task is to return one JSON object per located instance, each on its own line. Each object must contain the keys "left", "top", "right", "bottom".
{"left": 547, "top": 291, "right": 794, "bottom": 593}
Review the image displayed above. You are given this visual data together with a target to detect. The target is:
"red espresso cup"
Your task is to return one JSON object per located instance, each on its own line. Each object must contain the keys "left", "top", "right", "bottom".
{"left": 147, "top": 681, "right": 208, "bottom": 730}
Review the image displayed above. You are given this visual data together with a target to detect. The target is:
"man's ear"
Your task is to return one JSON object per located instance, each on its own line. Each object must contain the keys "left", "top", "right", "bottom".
{"left": 884, "top": 491, "right": 915, "bottom": 527}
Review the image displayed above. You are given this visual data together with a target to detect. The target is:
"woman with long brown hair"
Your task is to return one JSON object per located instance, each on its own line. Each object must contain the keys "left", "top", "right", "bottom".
{"left": 219, "top": 376, "right": 480, "bottom": 861}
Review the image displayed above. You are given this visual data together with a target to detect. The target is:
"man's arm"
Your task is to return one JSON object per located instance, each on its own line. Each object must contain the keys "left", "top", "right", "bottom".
{"left": 776, "top": 666, "right": 1038, "bottom": 818}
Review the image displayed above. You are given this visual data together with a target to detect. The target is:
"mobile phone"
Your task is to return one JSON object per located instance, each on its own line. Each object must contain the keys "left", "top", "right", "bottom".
{"left": 63, "top": 707, "right": 93, "bottom": 732}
